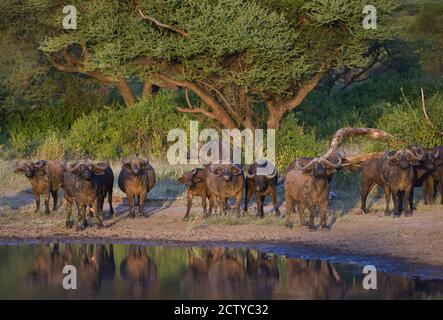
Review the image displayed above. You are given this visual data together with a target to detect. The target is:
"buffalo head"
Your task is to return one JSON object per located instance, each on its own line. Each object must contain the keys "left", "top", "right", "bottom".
{"left": 386, "top": 146, "right": 425, "bottom": 169}
{"left": 14, "top": 160, "right": 46, "bottom": 178}
{"left": 123, "top": 157, "right": 152, "bottom": 176}
{"left": 245, "top": 160, "right": 277, "bottom": 192}
{"left": 295, "top": 154, "right": 342, "bottom": 178}
{"left": 69, "top": 160, "right": 107, "bottom": 181}
{"left": 209, "top": 163, "right": 243, "bottom": 182}
{"left": 429, "top": 146, "right": 443, "bottom": 167}
{"left": 178, "top": 168, "right": 204, "bottom": 187}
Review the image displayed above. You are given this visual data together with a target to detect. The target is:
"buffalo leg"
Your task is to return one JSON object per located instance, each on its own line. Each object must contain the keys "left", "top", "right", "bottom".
{"left": 409, "top": 188, "right": 417, "bottom": 211}
{"left": 384, "top": 186, "right": 391, "bottom": 216}
{"left": 319, "top": 193, "right": 329, "bottom": 230}
{"left": 298, "top": 202, "right": 308, "bottom": 228}
{"left": 51, "top": 191, "right": 58, "bottom": 211}
{"left": 405, "top": 187, "right": 413, "bottom": 217}
{"left": 392, "top": 190, "right": 401, "bottom": 216}
{"left": 34, "top": 192, "right": 41, "bottom": 213}
{"left": 94, "top": 201, "right": 104, "bottom": 228}
{"left": 360, "top": 180, "right": 374, "bottom": 214}
{"left": 44, "top": 191, "right": 50, "bottom": 214}
{"left": 234, "top": 192, "right": 242, "bottom": 217}
{"left": 65, "top": 196, "right": 73, "bottom": 229}
{"left": 205, "top": 195, "right": 211, "bottom": 217}
{"left": 285, "top": 196, "right": 295, "bottom": 227}
{"left": 201, "top": 196, "right": 206, "bottom": 217}
{"left": 128, "top": 193, "right": 136, "bottom": 218}
{"left": 108, "top": 189, "right": 114, "bottom": 216}
{"left": 184, "top": 192, "right": 193, "bottom": 220}
{"left": 271, "top": 187, "right": 281, "bottom": 217}
{"left": 244, "top": 183, "right": 253, "bottom": 212}
{"left": 439, "top": 178, "right": 443, "bottom": 205}
{"left": 256, "top": 194, "right": 264, "bottom": 218}
{"left": 76, "top": 203, "right": 87, "bottom": 231}
{"left": 139, "top": 191, "right": 147, "bottom": 217}
{"left": 423, "top": 177, "right": 434, "bottom": 205}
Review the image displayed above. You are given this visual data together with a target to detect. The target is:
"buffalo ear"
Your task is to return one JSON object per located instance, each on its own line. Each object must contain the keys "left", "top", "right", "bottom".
{"left": 93, "top": 163, "right": 107, "bottom": 175}
{"left": 192, "top": 177, "right": 204, "bottom": 183}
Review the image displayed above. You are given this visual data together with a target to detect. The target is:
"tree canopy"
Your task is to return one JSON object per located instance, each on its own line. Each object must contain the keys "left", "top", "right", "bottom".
{"left": 2, "top": 0, "right": 404, "bottom": 128}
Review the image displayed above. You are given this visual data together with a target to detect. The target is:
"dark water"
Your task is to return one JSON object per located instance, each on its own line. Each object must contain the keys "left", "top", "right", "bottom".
{"left": 0, "top": 243, "right": 442, "bottom": 300}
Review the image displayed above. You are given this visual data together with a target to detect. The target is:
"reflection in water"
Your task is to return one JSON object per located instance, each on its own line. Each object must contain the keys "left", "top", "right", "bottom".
{"left": 0, "top": 243, "right": 442, "bottom": 299}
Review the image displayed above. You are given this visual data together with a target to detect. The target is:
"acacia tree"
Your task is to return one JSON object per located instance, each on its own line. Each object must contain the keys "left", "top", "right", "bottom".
{"left": 25, "top": 0, "right": 402, "bottom": 127}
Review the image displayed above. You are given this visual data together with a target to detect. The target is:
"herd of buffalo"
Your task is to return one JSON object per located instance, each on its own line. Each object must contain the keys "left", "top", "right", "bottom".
{"left": 13, "top": 144, "right": 443, "bottom": 231}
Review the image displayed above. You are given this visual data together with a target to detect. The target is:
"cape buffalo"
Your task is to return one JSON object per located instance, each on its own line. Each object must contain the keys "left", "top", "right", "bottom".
{"left": 14, "top": 160, "right": 64, "bottom": 214}
{"left": 284, "top": 154, "right": 342, "bottom": 230}
{"left": 118, "top": 157, "right": 156, "bottom": 218}
{"left": 206, "top": 163, "right": 245, "bottom": 216}
{"left": 244, "top": 160, "right": 280, "bottom": 217}
{"left": 63, "top": 160, "right": 108, "bottom": 230}
{"left": 360, "top": 147, "right": 425, "bottom": 216}
{"left": 178, "top": 167, "right": 211, "bottom": 219}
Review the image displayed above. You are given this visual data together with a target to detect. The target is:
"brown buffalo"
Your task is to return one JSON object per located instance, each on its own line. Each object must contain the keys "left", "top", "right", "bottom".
{"left": 284, "top": 154, "right": 342, "bottom": 230}
{"left": 118, "top": 157, "right": 156, "bottom": 218}
{"left": 178, "top": 167, "right": 211, "bottom": 219}
{"left": 206, "top": 163, "right": 245, "bottom": 216}
{"left": 63, "top": 160, "right": 108, "bottom": 230}
{"left": 244, "top": 160, "right": 280, "bottom": 217}
{"left": 14, "top": 160, "right": 64, "bottom": 214}
{"left": 360, "top": 147, "right": 425, "bottom": 216}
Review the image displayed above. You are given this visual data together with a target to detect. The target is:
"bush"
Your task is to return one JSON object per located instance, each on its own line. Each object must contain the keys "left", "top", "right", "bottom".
{"left": 33, "top": 131, "right": 65, "bottom": 160}
{"left": 375, "top": 92, "right": 443, "bottom": 149}
{"left": 66, "top": 92, "right": 191, "bottom": 159}
{"left": 275, "top": 113, "right": 328, "bottom": 171}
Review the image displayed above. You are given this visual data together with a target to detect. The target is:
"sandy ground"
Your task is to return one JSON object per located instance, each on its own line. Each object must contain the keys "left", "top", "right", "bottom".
{"left": 1, "top": 187, "right": 443, "bottom": 275}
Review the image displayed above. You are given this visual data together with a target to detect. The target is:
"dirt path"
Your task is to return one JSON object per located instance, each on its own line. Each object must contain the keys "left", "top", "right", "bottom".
{"left": 1, "top": 188, "right": 443, "bottom": 274}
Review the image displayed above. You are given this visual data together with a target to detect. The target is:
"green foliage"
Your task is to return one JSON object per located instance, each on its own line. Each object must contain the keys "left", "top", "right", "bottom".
{"left": 66, "top": 92, "right": 190, "bottom": 159}
{"left": 375, "top": 91, "right": 443, "bottom": 148}
{"left": 275, "top": 113, "right": 327, "bottom": 171}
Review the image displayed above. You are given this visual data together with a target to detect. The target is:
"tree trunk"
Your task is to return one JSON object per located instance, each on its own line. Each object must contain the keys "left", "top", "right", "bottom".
{"left": 266, "top": 108, "right": 285, "bottom": 129}
{"left": 116, "top": 80, "right": 136, "bottom": 107}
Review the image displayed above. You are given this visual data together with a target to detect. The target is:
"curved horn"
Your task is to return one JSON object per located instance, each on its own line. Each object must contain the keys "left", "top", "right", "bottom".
{"left": 413, "top": 146, "right": 425, "bottom": 160}
{"left": 295, "top": 157, "right": 317, "bottom": 171}
{"left": 245, "top": 165, "right": 255, "bottom": 178}
{"left": 321, "top": 154, "right": 342, "bottom": 169}
{"left": 386, "top": 150, "right": 401, "bottom": 160}
{"left": 209, "top": 164, "right": 222, "bottom": 176}
{"left": 231, "top": 164, "right": 243, "bottom": 176}
{"left": 434, "top": 148, "right": 440, "bottom": 159}
{"left": 69, "top": 161, "right": 83, "bottom": 172}
{"left": 406, "top": 148, "right": 425, "bottom": 161}
{"left": 191, "top": 168, "right": 198, "bottom": 175}
{"left": 91, "top": 161, "right": 109, "bottom": 170}
{"left": 33, "top": 160, "right": 46, "bottom": 169}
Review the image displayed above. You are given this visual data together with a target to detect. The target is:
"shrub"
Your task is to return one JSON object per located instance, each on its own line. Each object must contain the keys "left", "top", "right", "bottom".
{"left": 275, "top": 113, "right": 328, "bottom": 171}
{"left": 375, "top": 92, "right": 443, "bottom": 149}
{"left": 65, "top": 92, "right": 190, "bottom": 159}
{"left": 33, "top": 131, "right": 65, "bottom": 160}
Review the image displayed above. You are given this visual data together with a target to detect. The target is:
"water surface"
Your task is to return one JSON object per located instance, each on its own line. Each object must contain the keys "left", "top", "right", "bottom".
{"left": 0, "top": 243, "right": 442, "bottom": 299}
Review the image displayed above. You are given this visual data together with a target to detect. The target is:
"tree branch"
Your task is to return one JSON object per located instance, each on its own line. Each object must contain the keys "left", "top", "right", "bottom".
{"left": 138, "top": 9, "right": 192, "bottom": 41}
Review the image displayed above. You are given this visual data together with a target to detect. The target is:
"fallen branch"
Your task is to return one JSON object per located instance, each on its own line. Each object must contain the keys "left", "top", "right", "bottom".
{"left": 421, "top": 87, "right": 443, "bottom": 136}
{"left": 324, "top": 127, "right": 394, "bottom": 158}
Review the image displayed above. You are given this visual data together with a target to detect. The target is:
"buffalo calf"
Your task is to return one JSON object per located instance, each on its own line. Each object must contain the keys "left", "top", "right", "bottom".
{"left": 178, "top": 167, "right": 211, "bottom": 219}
